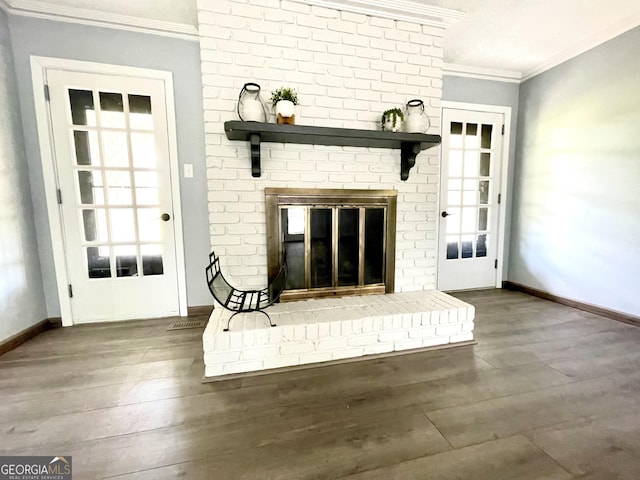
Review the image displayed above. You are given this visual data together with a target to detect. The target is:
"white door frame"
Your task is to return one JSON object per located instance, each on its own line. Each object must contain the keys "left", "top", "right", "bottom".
{"left": 31, "top": 56, "right": 188, "bottom": 326}
{"left": 439, "top": 101, "right": 512, "bottom": 289}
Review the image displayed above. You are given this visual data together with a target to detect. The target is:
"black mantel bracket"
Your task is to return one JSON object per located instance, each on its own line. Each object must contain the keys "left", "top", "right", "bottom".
{"left": 249, "top": 133, "right": 261, "bottom": 178}
{"left": 224, "top": 121, "right": 441, "bottom": 181}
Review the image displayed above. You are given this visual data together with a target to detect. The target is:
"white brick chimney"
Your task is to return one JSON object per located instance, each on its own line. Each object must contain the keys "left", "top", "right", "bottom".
{"left": 197, "top": 0, "right": 445, "bottom": 292}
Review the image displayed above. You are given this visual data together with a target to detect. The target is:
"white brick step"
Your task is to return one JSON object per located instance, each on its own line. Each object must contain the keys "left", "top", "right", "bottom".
{"left": 203, "top": 290, "right": 474, "bottom": 378}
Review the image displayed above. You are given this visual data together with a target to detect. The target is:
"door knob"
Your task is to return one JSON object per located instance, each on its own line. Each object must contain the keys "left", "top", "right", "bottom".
{"left": 441, "top": 211, "right": 449, "bottom": 218}
{"left": 161, "top": 213, "right": 171, "bottom": 222}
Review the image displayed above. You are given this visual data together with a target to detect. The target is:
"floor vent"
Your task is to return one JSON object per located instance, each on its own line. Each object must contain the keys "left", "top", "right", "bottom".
{"left": 167, "top": 319, "right": 207, "bottom": 331}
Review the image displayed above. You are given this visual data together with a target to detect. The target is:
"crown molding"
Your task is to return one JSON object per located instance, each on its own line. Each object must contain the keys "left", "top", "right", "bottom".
{"left": 443, "top": 63, "right": 522, "bottom": 84}
{"left": 3, "top": 0, "right": 198, "bottom": 41}
{"left": 522, "top": 13, "right": 640, "bottom": 81}
{"left": 290, "top": 0, "right": 465, "bottom": 28}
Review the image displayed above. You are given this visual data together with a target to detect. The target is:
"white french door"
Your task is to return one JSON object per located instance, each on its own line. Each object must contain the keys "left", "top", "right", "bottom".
{"left": 43, "top": 67, "right": 182, "bottom": 323}
{"left": 437, "top": 107, "right": 506, "bottom": 291}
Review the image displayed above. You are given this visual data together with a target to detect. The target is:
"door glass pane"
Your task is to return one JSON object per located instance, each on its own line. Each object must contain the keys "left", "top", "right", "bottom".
{"left": 141, "top": 244, "right": 164, "bottom": 276}
{"left": 476, "top": 234, "right": 488, "bottom": 257}
{"left": 450, "top": 122, "right": 463, "bottom": 148}
{"left": 448, "top": 179, "right": 462, "bottom": 207}
{"left": 82, "top": 209, "right": 108, "bottom": 242}
{"left": 129, "top": 95, "right": 154, "bottom": 130}
{"left": 364, "top": 208, "right": 384, "bottom": 284}
{"left": 480, "top": 153, "right": 491, "bottom": 177}
{"left": 462, "top": 190, "right": 476, "bottom": 206}
{"left": 110, "top": 208, "right": 136, "bottom": 242}
{"left": 69, "top": 89, "right": 96, "bottom": 126}
{"left": 282, "top": 208, "right": 305, "bottom": 289}
{"left": 106, "top": 171, "right": 132, "bottom": 206}
{"left": 338, "top": 208, "right": 359, "bottom": 287}
{"left": 446, "top": 236, "right": 459, "bottom": 260}
{"left": 461, "top": 207, "right": 476, "bottom": 233}
{"left": 136, "top": 186, "right": 159, "bottom": 206}
{"left": 73, "top": 130, "right": 100, "bottom": 166}
{"left": 446, "top": 207, "right": 460, "bottom": 234}
{"left": 102, "top": 131, "right": 129, "bottom": 167}
{"left": 134, "top": 171, "right": 158, "bottom": 187}
{"left": 310, "top": 208, "right": 332, "bottom": 288}
{"left": 463, "top": 179, "right": 476, "bottom": 191}
{"left": 481, "top": 124, "right": 493, "bottom": 149}
{"left": 479, "top": 180, "right": 490, "bottom": 204}
{"left": 466, "top": 123, "right": 479, "bottom": 148}
{"left": 448, "top": 189, "right": 461, "bottom": 206}
{"left": 134, "top": 171, "right": 159, "bottom": 205}
{"left": 462, "top": 179, "right": 476, "bottom": 206}
{"left": 137, "top": 208, "right": 161, "bottom": 242}
{"left": 448, "top": 179, "right": 462, "bottom": 191}
{"left": 87, "top": 246, "right": 111, "bottom": 278}
{"left": 479, "top": 208, "right": 488, "bottom": 231}
{"left": 449, "top": 150, "right": 463, "bottom": 177}
{"left": 99, "top": 92, "right": 125, "bottom": 128}
{"left": 78, "top": 171, "right": 104, "bottom": 205}
{"left": 464, "top": 150, "right": 479, "bottom": 177}
{"left": 461, "top": 235, "right": 474, "bottom": 258}
{"left": 131, "top": 133, "right": 157, "bottom": 168}
{"left": 114, "top": 245, "right": 138, "bottom": 277}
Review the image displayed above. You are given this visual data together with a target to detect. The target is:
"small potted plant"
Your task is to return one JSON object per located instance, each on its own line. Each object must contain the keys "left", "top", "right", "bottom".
{"left": 271, "top": 87, "right": 299, "bottom": 124}
{"left": 381, "top": 107, "right": 404, "bottom": 132}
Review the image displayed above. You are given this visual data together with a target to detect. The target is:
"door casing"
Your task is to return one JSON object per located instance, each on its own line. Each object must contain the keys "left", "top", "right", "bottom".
{"left": 31, "top": 56, "right": 188, "bottom": 326}
{"left": 438, "top": 101, "right": 512, "bottom": 290}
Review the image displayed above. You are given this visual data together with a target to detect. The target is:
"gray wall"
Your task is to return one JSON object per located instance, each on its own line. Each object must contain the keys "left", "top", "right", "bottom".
{"left": 442, "top": 75, "right": 520, "bottom": 281}
{"left": 8, "top": 16, "right": 211, "bottom": 316}
{"left": 0, "top": 10, "right": 47, "bottom": 340}
{"left": 510, "top": 26, "right": 640, "bottom": 316}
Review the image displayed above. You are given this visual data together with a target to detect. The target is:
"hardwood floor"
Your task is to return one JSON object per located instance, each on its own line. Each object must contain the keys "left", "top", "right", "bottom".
{"left": 1, "top": 289, "right": 640, "bottom": 479}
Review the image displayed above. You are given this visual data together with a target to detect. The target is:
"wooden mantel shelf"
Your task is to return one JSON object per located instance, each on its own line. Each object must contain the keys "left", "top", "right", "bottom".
{"left": 224, "top": 121, "right": 441, "bottom": 181}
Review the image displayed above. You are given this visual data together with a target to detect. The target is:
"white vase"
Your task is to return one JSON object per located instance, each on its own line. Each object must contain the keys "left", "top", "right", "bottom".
{"left": 242, "top": 98, "right": 264, "bottom": 122}
{"left": 404, "top": 114, "right": 426, "bottom": 133}
{"left": 275, "top": 100, "right": 295, "bottom": 118}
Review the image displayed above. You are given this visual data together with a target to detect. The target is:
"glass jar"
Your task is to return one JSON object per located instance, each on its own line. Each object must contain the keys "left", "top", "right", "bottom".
{"left": 237, "top": 83, "right": 267, "bottom": 122}
{"left": 404, "top": 99, "right": 429, "bottom": 133}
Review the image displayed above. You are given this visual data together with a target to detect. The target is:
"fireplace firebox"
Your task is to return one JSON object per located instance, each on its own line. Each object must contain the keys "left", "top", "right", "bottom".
{"left": 266, "top": 188, "right": 397, "bottom": 301}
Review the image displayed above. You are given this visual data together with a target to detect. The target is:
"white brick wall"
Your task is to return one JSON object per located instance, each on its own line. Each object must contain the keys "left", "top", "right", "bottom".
{"left": 197, "top": 0, "right": 444, "bottom": 291}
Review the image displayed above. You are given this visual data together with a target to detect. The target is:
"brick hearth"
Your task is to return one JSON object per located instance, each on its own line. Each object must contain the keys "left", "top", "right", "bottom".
{"left": 203, "top": 291, "right": 474, "bottom": 378}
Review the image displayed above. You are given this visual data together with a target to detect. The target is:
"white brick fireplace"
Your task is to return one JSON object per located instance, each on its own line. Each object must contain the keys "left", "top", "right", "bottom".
{"left": 197, "top": 0, "right": 475, "bottom": 377}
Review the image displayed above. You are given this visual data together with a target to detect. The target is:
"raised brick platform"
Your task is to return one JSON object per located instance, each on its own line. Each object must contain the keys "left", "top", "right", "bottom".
{"left": 203, "top": 291, "right": 475, "bottom": 378}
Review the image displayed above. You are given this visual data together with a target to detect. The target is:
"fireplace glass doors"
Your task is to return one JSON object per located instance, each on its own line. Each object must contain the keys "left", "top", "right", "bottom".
{"left": 266, "top": 189, "right": 397, "bottom": 301}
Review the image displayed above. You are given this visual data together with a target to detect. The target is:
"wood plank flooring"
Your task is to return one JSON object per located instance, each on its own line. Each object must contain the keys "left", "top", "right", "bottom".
{"left": 1, "top": 289, "right": 640, "bottom": 479}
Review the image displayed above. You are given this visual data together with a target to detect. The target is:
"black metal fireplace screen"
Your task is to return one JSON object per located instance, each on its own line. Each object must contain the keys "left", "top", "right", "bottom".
{"left": 265, "top": 188, "right": 397, "bottom": 301}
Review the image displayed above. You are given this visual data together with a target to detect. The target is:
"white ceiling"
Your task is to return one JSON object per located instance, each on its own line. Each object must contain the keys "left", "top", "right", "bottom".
{"left": 437, "top": 0, "right": 640, "bottom": 79}
{"left": 3, "top": 0, "right": 640, "bottom": 81}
